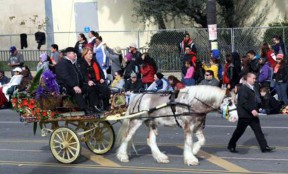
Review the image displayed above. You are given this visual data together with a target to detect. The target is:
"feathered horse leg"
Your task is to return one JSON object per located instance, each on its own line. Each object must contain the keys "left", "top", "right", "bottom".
{"left": 116, "top": 119, "right": 143, "bottom": 162}
{"left": 183, "top": 121, "right": 199, "bottom": 166}
{"left": 193, "top": 117, "right": 206, "bottom": 155}
{"left": 192, "top": 129, "right": 205, "bottom": 155}
{"left": 147, "top": 126, "right": 169, "bottom": 163}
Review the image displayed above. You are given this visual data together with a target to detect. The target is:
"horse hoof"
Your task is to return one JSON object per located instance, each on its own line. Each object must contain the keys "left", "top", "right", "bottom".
{"left": 154, "top": 153, "right": 170, "bottom": 163}
{"left": 157, "top": 158, "right": 170, "bottom": 164}
{"left": 185, "top": 159, "right": 199, "bottom": 166}
{"left": 116, "top": 153, "right": 129, "bottom": 163}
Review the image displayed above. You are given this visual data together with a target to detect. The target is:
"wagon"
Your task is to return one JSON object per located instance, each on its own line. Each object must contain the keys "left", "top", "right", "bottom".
{"left": 11, "top": 92, "right": 128, "bottom": 164}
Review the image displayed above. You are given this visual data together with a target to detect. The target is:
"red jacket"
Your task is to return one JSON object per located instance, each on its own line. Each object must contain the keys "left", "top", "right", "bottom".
{"left": 174, "top": 82, "right": 185, "bottom": 90}
{"left": 266, "top": 50, "right": 276, "bottom": 68}
{"left": 140, "top": 64, "right": 156, "bottom": 84}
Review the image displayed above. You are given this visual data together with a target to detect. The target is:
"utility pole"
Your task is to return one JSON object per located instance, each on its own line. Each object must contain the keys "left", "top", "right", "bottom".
{"left": 206, "top": 0, "right": 218, "bottom": 50}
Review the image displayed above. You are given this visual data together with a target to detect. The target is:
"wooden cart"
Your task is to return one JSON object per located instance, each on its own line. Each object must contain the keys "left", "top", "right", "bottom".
{"left": 11, "top": 93, "right": 127, "bottom": 164}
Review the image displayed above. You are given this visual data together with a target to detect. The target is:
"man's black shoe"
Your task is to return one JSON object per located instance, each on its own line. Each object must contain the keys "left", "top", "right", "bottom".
{"left": 84, "top": 109, "right": 94, "bottom": 115}
{"left": 93, "top": 105, "right": 103, "bottom": 113}
{"left": 227, "top": 147, "right": 238, "bottom": 153}
{"left": 262, "top": 146, "right": 276, "bottom": 153}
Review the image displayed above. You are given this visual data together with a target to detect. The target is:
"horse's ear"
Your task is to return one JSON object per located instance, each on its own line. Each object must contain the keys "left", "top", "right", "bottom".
{"left": 225, "top": 89, "right": 231, "bottom": 97}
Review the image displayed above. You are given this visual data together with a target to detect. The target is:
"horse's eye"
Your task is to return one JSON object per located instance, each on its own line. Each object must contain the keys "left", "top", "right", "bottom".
{"left": 228, "top": 101, "right": 232, "bottom": 106}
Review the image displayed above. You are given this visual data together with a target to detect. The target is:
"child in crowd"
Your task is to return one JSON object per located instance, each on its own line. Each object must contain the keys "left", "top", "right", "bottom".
{"left": 183, "top": 60, "right": 195, "bottom": 86}
{"left": 260, "top": 87, "right": 282, "bottom": 115}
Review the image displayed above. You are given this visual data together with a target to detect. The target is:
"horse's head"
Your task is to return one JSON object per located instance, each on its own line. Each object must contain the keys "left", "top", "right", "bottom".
{"left": 220, "top": 90, "right": 238, "bottom": 122}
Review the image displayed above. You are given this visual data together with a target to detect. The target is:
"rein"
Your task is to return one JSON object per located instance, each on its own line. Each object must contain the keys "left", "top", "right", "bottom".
{"left": 194, "top": 97, "right": 221, "bottom": 113}
{"left": 127, "top": 91, "right": 236, "bottom": 127}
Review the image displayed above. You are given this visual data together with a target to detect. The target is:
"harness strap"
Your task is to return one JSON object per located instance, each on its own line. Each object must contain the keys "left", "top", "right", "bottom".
{"left": 169, "top": 92, "right": 182, "bottom": 128}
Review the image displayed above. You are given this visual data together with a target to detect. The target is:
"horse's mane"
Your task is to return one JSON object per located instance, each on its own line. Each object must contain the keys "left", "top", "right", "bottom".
{"left": 179, "top": 85, "right": 226, "bottom": 107}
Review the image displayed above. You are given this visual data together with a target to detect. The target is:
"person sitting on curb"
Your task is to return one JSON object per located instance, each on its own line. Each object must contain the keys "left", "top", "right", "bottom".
{"left": 199, "top": 70, "right": 219, "bottom": 87}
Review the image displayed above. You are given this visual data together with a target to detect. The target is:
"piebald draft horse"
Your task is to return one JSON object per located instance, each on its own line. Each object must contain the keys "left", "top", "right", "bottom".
{"left": 116, "top": 85, "right": 238, "bottom": 166}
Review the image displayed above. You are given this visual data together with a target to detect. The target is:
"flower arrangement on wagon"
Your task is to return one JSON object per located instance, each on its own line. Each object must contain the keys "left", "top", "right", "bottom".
{"left": 34, "top": 70, "right": 61, "bottom": 120}
{"left": 13, "top": 69, "right": 62, "bottom": 122}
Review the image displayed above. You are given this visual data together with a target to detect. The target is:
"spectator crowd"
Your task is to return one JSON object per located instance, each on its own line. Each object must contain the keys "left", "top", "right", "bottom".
{"left": 0, "top": 31, "right": 287, "bottom": 116}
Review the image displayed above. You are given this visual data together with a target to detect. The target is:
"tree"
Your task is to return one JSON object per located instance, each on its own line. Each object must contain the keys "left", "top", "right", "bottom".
{"left": 133, "top": 0, "right": 268, "bottom": 29}
{"left": 133, "top": 0, "right": 206, "bottom": 29}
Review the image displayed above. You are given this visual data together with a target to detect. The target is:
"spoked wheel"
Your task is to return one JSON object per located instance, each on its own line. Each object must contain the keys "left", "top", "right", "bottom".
{"left": 85, "top": 121, "right": 115, "bottom": 154}
{"left": 49, "top": 127, "right": 81, "bottom": 164}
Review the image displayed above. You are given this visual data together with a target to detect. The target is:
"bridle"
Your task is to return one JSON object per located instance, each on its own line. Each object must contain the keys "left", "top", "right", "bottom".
{"left": 194, "top": 95, "right": 237, "bottom": 114}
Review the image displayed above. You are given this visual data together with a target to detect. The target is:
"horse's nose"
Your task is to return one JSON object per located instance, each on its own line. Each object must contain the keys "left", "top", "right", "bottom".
{"left": 228, "top": 114, "right": 238, "bottom": 122}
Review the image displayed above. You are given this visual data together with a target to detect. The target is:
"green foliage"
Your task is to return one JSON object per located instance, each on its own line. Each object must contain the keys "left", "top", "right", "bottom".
{"left": 28, "top": 68, "right": 43, "bottom": 94}
{"left": 148, "top": 31, "right": 184, "bottom": 71}
{"left": 133, "top": 0, "right": 206, "bottom": 28}
{"left": 263, "top": 22, "right": 288, "bottom": 44}
{"left": 149, "top": 31, "right": 185, "bottom": 46}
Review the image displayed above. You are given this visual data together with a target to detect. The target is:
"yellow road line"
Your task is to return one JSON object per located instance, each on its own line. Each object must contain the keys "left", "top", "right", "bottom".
{"left": 198, "top": 150, "right": 250, "bottom": 173}
{"left": 81, "top": 148, "right": 121, "bottom": 167}
{"left": 0, "top": 160, "right": 286, "bottom": 174}
{"left": 0, "top": 160, "right": 234, "bottom": 174}
{"left": 1, "top": 139, "right": 288, "bottom": 151}
{"left": 178, "top": 146, "right": 250, "bottom": 173}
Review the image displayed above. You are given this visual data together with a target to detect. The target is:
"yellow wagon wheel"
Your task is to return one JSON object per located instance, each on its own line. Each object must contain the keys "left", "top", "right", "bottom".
{"left": 85, "top": 121, "right": 115, "bottom": 154}
{"left": 49, "top": 127, "right": 81, "bottom": 164}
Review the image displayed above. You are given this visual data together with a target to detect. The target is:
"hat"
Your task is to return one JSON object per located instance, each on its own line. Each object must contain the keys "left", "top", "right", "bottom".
{"left": 113, "top": 47, "right": 122, "bottom": 54}
{"left": 276, "top": 53, "right": 284, "bottom": 59}
{"left": 12, "top": 67, "right": 22, "bottom": 72}
{"left": 65, "top": 47, "right": 78, "bottom": 53}
{"left": 125, "top": 52, "right": 133, "bottom": 61}
{"left": 211, "top": 49, "right": 220, "bottom": 59}
{"left": 85, "top": 43, "right": 93, "bottom": 48}
{"left": 9, "top": 46, "right": 17, "bottom": 53}
{"left": 156, "top": 72, "right": 164, "bottom": 79}
{"left": 277, "top": 50, "right": 284, "bottom": 59}
{"left": 129, "top": 43, "right": 137, "bottom": 48}
{"left": 130, "top": 72, "right": 137, "bottom": 78}
{"left": 40, "top": 53, "right": 48, "bottom": 62}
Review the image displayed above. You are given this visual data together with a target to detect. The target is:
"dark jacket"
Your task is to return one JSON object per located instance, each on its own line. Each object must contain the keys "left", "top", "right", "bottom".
{"left": 132, "top": 51, "right": 142, "bottom": 65}
{"left": 237, "top": 84, "right": 260, "bottom": 118}
{"left": 79, "top": 59, "right": 105, "bottom": 85}
{"left": 273, "top": 64, "right": 288, "bottom": 83}
{"left": 20, "top": 33, "right": 28, "bottom": 49}
{"left": 35, "top": 32, "right": 46, "bottom": 50}
{"left": 74, "top": 40, "right": 87, "bottom": 58}
{"left": 55, "top": 58, "right": 83, "bottom": 90}
{"left": 248, "top": 58, "right": 260, "bottom": 74}
{"left": 223, "top": 63, "right": 239, "bottom": 88}
{"left": 0, "top": 76, "right": 9, "bottom": 85}
{"left": 124, "top": 61, "right": 140, "bottom": 79}
{"left": 261, "top": 93, "right": 281, "bottom": 114}
{"left": 273, "top": 42, "right": 286, "bottom": 57}
{"left": 124, "top": 79, "right": 143, "bottom": 92}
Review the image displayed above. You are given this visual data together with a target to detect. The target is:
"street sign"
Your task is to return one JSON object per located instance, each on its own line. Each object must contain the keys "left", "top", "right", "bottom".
{"left": 84, "top": 26, "right": 91, "bottom": 33}
{"left": 208, "top": 24, "right": 217, "bottom": 41}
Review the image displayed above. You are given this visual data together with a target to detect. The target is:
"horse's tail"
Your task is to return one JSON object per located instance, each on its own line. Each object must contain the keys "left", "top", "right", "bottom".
{"left": 116, "top": 118, "right": 130, "bottom": 147}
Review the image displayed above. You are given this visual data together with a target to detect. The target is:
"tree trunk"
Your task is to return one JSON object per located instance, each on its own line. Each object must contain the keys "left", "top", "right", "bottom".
{"left": 156, "top": 14, "right": 166, "bottom": 30}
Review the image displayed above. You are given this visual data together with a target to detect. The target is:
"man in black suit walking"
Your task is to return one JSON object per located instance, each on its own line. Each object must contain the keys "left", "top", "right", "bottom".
{"left": 228, "top": 72, "right": 275, "bottom": 153}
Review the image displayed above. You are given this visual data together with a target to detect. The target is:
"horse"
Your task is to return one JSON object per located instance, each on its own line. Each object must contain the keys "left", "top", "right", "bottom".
{"left": 116, "top": 85, "right": 238, "bottom": 166}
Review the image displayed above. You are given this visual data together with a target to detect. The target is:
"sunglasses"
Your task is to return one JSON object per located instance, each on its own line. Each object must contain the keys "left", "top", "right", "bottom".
{"left": 205, "top": 74, "right": 212, "bottom": 76}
